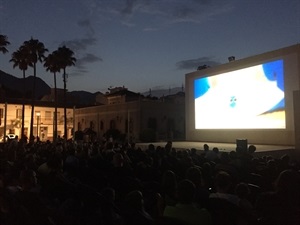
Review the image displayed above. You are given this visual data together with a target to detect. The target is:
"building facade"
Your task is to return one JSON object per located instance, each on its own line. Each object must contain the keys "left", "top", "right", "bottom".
{"left": 0, "top": 101, "right": 74, "bottom": 141}
{"left": 75, "top": 89, "right": 185, "bottom": 142}
{"left": 0, "top": 87, "right": 185, "bottom": 143}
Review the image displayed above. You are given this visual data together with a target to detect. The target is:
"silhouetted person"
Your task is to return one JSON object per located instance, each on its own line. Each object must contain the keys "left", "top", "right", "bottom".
{"left": 122, "top": 190, "right": 154, "bottom": 225}
{"left": 256, "top": 169, "right": 300, "bottom": 225}
{"left": 186, "top": 166, "right": 210, "bottom": 209}
{"left": 15, "top": 169, "right": 52, "bottom": 225}
{"left": 161, "top": 170, "right": 177, "bottom": 207}
{"left": 209, "top": 171, "right": 245, "bottom": 225}
{"left": 164, "top": 179, "right": 211, "bottom": 225}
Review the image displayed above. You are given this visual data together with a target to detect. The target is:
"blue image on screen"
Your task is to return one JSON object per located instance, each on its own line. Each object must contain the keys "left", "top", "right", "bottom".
{"left": 194, "top": 59, "right": 285, "bottom": 129}
{"left": 263, "top": 60, "right": 284, "bottom": 91}
{"left": 262, "top": 59, "right": 284, "bottom": 112}
{"left": 194, "top": 60, "right": 285, "bottom": 111}
{"left": 194, "top": 77, "right": 209, "bottom": 99}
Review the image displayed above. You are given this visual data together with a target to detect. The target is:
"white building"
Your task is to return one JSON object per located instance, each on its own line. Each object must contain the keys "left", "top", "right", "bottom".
{"left": 0, "top": 100, "right": 74, "bottom": 141}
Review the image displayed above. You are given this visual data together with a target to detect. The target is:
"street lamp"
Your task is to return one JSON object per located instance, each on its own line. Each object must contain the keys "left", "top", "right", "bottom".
{"left": 36, "top": 112, "right": 40, "bottom": 139}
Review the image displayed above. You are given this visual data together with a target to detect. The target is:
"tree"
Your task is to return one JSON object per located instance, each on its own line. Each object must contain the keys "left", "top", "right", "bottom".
{"left": 22, "top": 38, "right": 48, "bottom": 142}
{"left": 56, "top": 46, "right": 76, "bottom": 140}
{"left": 0, "top": 34, "right": 10, "bottom": 141}
{"left": 44, "top": 50, "right": 61, "bottom": 142}
{"left": 10, "top": 47, "right": 32, "bottom": 141}
{"left": 0, "top": 34, "right": 10, "bottom": 54}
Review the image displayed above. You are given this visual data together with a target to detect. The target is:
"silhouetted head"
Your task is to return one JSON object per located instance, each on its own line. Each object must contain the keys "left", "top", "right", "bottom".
{"left": 248, "top": 145, "right": 256, "bottom": 154}
{"left": 275, "top": 169, "right": 300, "bottom": 196}
{"left": 177, "top": 179, "right": 195, "bottom": 204}
{"left": 112, "top": 153, "right": 124, "bottom": 167}
{"left": 191, "top": 148, "right": 197, "bottom": 155}
{"left": 148, "top": 144, "right": 155, "bottom": 152}
{"left": 212, "top": 147, "right": 219, "bottom": 154}
{"left": 125, "top": 190, "right": 144, "bottom": 210}
{"left": 203, "top": 144, "right": 209, "bottom": 152}
{"left": 186, "top": 166, "right": 202, "bottom": 187}
{"left": 162, "top": 170, "right": 177, "bottom": 194}
{"left": 215, "top": 171, "right": 232, "bottom": 193}
{"left": 19, "top": 169, "right": 37, "bottom": 190}
{"left": 202, "top": 162, "right": 212, "bottom": 177}
{"left": 220, "top": 152, "right": 230, "bottom": 163}
{"left": 165, "top": 141, "right": 172, "bottom": 153}
{"left": 280, "top": 154, "right": 290, "bottom": 166}
{"left": 101, "top": 187, "right": 116, "bottom": 202}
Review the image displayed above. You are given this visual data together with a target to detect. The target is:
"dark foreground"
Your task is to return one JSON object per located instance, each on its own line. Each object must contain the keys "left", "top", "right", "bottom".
{"left": 0, "top": 140, "right": 299, "bottom": 225}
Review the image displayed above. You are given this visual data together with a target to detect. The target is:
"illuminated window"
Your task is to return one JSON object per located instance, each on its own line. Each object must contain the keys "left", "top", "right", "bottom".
{"left": 16, "top": 109, "right": 22, "bottom": 119}
{"left": 0, "top": 108, "right": 3, "bottom": 126}
{"left": 0, "top": 108, "right": 3, "bottom": 118}
{"left": 45, "top": 111, "right": 51, "bottom": 120}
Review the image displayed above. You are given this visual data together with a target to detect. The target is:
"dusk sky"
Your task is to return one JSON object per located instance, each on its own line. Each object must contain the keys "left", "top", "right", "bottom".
{"left": 0, "top": 0, "right": 299, "bottom": 94}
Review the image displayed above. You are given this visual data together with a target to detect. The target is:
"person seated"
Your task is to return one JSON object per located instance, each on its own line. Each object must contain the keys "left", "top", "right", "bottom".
{"left": 209, "top": 171, "right": 245, "bottom": 225}
{"left": 121, "top": 190, "right": 154, "bottom": 225}
{"left": 205, "top": 147, "right": 219, "bottom": 162}
{"left": 255, "top": 169, "right": 300, "bottom": 225}
{"left": 164, "top": 179, "right": 211, "bottom": 225}
{"left": 15, "top": 169, "right": 52, "bottom": 225}
{"left": 186, "top": 166, "right": 210, "bottom": 209}
{"left": 161, "top": 170, "right": 178, "bottom": 207}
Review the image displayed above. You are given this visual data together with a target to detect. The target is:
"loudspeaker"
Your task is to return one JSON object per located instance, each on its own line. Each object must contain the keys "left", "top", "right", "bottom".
{"left": 236, "top": 139, "right": 248, "bottom": 152}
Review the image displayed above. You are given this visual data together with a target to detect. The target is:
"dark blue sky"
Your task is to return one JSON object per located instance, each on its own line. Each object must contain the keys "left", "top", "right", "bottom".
{"left": 0, "top": 0, "right": 299, "bottom": 93}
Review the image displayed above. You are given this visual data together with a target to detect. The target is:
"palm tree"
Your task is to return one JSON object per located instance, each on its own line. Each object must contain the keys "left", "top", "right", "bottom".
{"left": 10, "top": 47, "right": 32, "bottom": 141}
{"left": 0, "top": 34, "right": 10, "bottom": 54}
{"left": 0, "top": 34, "right": 9, "bottom": 142}
{"left": 44, "top": 50, "right": 61, "bottom": 142}
{"left": 22, "top": 38, "right": 48, "bottom": 142}
{"left": 56, "top": 46, "right": 76, "bottom": 140}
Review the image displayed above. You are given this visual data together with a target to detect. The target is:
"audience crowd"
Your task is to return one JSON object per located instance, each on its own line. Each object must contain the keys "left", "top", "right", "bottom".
{"left": 0, "top": 137, "right": 299, "bottom": 225}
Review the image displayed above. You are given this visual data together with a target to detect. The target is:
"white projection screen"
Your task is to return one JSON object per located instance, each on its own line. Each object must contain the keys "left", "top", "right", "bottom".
{"left": 185, "top": 44, "right": 300, "bottom": 145}
{"left": 194, "top": 60, "right": 285, "bottom": 129}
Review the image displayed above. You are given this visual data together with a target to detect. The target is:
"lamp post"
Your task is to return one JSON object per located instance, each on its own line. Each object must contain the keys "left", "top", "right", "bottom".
{"left": 36, "top": 112, "right": 40, "bottom": 139}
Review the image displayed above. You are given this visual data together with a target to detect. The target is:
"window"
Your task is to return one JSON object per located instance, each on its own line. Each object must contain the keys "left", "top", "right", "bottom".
{"left": 57, "top": 112, "right": 62, "bottom": 124}
{"left": 0, "top": 108, "right": 3, "bottom": 126}
{"left": 16, "top": 109, "right": 22, "bottom": 119}
{"left": 45, "top": 111, "right": 51, "bottom": 121}
{"left": 0, "top": 108, "right": 3, "bottom": 118}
